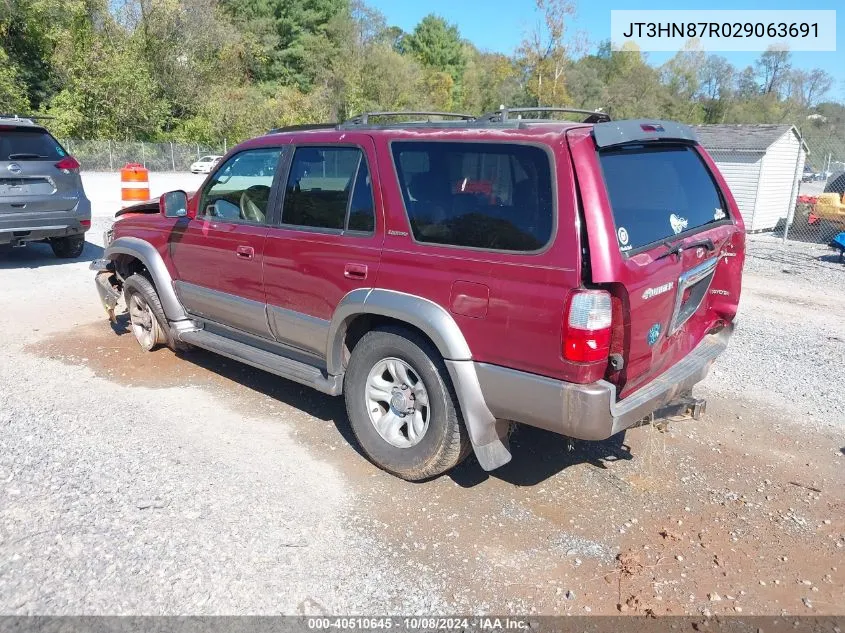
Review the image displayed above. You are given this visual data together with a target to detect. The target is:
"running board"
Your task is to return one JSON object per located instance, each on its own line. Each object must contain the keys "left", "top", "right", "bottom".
{"left": 179, "top": 329, "right": 342, "bottom": 396}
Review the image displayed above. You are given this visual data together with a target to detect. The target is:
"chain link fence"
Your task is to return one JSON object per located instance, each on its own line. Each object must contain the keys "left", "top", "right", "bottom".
{"left": 62, "top": 139, "right": 229, "bottom": 172}
{"left": 789, "top": 136, "right": 845, "bottom": 247}
{"left": 699, "top": 130, "right": 844, "bottom": 271}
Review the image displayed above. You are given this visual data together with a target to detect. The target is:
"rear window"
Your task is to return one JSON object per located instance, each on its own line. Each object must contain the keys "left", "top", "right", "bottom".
{"left": 0, "top": 128, "right": 65, "bottom": 161}
{"left": 391, "top": 141, "right": 554, "bottom": 252}
{"left": 598, "top": 144, "right": 728, "bottom": 253}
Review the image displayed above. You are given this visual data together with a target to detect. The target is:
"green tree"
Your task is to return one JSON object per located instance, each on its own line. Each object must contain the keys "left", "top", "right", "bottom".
{"left": 401, "top": 14, "right": 465, "bottom": 89}
{"left": 221, "top": 0, "right": 348, "bottom": 88}
{"left": 0, "top": 46, "right": 30, "bottom": 112}
{"left": 517, "top": 0, "right": 577, "bottom": 106}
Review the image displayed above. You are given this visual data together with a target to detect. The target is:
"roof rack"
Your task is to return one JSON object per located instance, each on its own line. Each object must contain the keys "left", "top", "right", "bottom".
{"left": 479, "top": 107, "right": 610, "bottom": 124}
{"left": 342, "top": 111, "right": 476, "bottom": 126}
{"left": 267, "top": 122, "right": 338, "bottom": 135}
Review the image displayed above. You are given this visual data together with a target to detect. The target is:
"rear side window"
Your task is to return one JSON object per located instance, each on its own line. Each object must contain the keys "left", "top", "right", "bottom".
{"left": 282, "top": 146, "right": 375, "bottom": 233}
{"left": 391, "top": 142, "right": 554, "bottom": 252}
{"left": 598, "top": 144, "right": 728, "bottom": 253}
{"left": 0, "top": 128, "right": 65, "bottom": 161}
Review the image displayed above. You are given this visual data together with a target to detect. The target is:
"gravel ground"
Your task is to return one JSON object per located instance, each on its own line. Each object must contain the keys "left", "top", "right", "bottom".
{"left": 0, "top": 204, "right": 843, "bottom": 616}
{"left": 700, "top": 234, "right": 845, "bottom": 425}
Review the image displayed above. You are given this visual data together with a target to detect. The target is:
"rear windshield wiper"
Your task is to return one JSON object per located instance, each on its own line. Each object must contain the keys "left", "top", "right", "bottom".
{"left": 656, "top": 237, "right": 715, "bottom": 261}
{"left": 7, "top": 153, "right": 48, "bottom": 159}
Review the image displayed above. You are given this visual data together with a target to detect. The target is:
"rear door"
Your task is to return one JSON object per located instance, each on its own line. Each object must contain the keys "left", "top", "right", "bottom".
{"left": 262, "top": 138, "right": 383, "bottom": 358}
{"left": 0, "top": 126, "right": 82, "bottom": 216}
{"left": 568, "top": 123, "right": 745, "bottom": 398}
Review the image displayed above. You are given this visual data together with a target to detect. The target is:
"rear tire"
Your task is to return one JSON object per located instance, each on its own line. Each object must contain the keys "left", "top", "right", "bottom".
{"left": 50, "top": 234, "right": 85, "bottom": 259}
{"left": 344, "top": 326, "right": 471, "bottom": 481}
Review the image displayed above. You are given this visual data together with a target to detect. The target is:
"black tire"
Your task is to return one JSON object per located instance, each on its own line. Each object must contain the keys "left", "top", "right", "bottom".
{"left": 50, "top": 234, "right": 85, "bottom": 258}
{"left": 123, "top": 274, "right": 186, "bottom": 352}
{"left": 343, "top": 326, "right": 471, "bottom": 481}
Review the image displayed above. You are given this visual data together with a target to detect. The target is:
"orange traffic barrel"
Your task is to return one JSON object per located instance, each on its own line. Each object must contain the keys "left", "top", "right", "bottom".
{"left": 121, "top": 163, "right": 150, "bottom": 202}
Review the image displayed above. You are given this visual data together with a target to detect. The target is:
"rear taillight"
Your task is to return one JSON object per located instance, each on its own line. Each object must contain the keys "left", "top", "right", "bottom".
{"left": 55, "top": 156, "right": 80, "bottom": 173}
{"left": 80, "top": 219, "right": 91, "bottom": 229}
{"left": 563, "top": 290, "right": 612, "bottom": 363}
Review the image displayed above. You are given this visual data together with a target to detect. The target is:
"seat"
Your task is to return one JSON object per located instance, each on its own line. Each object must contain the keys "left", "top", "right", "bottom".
{"left": 240, "top": 185, "right": 271, "bottom": 223}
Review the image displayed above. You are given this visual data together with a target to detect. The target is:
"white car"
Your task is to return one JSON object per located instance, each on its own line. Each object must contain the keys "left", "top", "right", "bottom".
{"left": 190, "top": 155, "right": 223, "bottom": 174}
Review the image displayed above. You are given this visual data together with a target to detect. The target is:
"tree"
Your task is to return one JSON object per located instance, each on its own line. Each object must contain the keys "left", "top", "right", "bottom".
{"left": 699, "top": 55, "right": 735, "bottom": 122}
{"left": 735, "top": 65, "right": 759, "bottom": 99}
{"left": 756, "top": 47, "right": 791, "bottom": 95}
{"left": 401, "top": 14, "right": 465, "bottom": 83}
{"left": 0, "top": 46, "right": 30, "bottom": 112}
{"left": 220, "top": 0, "right": 348, "bottom": 88}
{"left": 517, "top": 0, "right": 577, "bottom": 106}
{"left": 788, "top": 68, "right": 834, "bottom": 108}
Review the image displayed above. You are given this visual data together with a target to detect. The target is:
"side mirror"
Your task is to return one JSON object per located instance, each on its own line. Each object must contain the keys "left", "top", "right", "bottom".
{"left": 160, "top": 190, "right": 188, "bottom": 218}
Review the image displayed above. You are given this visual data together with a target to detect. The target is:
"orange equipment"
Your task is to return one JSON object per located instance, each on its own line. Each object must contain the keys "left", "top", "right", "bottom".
{"left": 121, "top": 163, "right": 150, "bottom": 202}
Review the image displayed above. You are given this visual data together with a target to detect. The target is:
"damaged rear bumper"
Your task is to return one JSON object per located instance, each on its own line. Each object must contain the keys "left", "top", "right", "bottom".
{"left": 474, "top": 323, "right": 733, "bottom": 441}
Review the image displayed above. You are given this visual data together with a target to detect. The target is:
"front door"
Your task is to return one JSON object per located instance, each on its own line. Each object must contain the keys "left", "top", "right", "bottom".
{"left": 169, "top": 146, "right": 286, "bottom": 338}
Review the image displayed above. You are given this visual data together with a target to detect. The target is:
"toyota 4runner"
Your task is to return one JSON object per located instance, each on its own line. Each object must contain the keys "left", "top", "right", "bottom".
{"left": 91, "top": 109, "right": 745, "bottom": 480}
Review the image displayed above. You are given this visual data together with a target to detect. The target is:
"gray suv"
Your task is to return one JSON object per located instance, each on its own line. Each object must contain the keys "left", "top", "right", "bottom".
{"left": 0, "top": 116, "right": 91, "bottom": 258}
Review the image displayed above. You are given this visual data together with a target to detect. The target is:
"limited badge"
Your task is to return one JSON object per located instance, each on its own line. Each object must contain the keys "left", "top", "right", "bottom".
{"left": 647, "top": 323, "right": 661, "bottom": 346}
{"left": 617, "top": 227, "right": 629, "bottom": 245}
{"left": 670, "top": 213, "right": 688, "bottom": 235}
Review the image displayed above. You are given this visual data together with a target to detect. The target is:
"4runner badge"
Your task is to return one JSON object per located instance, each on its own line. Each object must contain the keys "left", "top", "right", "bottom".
{"left": 642, "top": 282, "right": 673, "bottom": 300}
{"left": 647, "top": 323, "right": 661, "bottom": 346}
{"left": 670, "top": 213, "right": 688, "bottom": 235}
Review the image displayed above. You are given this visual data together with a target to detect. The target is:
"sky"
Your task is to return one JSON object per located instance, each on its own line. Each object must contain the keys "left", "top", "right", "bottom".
{"left": 367, "top": 0, "right": 844, "bottom": 101}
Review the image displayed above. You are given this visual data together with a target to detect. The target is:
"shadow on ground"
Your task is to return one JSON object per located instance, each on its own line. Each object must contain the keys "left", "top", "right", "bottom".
{"left": 35, "top": 315, "right": 636, "bottom": 488}
{"left": 0, "top": 240, "right": 104, "bottom": 269}
{"left": 176, "top": 343, "right": 634, "bottom": 488}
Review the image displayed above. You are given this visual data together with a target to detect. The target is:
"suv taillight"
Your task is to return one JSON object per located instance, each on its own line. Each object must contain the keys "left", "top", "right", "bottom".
{"left": 563, "top": 290, "right": 612, "bottom": 363}
{"left": 56, "top": 156, "right": 80, "bottom": 173}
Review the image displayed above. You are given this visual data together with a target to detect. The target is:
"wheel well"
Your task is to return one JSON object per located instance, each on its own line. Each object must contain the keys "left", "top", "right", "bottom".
{"left": 341, "top": 314, "right": 443, "bottom": 369}
{"left": 114, "top": 255, "right": 151, "bottom": 285}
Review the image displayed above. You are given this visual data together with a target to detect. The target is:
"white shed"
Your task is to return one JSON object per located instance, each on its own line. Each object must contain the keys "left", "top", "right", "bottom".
{"left": 693, "top": 124, "right": 808, "bottom": 232}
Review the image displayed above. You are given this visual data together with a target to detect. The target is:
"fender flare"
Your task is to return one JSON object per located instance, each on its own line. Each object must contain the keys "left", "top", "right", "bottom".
{"left": 326, "top": 288, "right": 511, "bottom": 471}
{"left": 104, "top": 236, "right": 189, "bottom": 322}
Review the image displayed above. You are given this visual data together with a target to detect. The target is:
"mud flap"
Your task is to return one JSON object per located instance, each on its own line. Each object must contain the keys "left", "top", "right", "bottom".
{"left": 445, "top": 359, "right": 512, "bottom": 471}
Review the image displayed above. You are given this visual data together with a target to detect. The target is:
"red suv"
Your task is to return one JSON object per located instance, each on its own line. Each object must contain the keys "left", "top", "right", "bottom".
{"left": 92, "top": 109, "right": 745, "bottom": 480}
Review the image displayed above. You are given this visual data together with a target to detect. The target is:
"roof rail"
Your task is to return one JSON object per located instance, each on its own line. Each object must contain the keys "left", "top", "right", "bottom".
{"left": 267, "top": 122, "right": 338, "bottom": 135}
{"left": 479, "top": 107, "right": 610, "bottom": 124}
{"left": 342, "top": 111, "right": 476, "bottom": 126}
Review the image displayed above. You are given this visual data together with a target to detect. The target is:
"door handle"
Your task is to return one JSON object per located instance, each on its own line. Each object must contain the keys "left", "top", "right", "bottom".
{"left": 344, "top": 263, "right": 368, "bottom": 280}
{"left": 236, "top": 245, "right": 254, "bottom": 260}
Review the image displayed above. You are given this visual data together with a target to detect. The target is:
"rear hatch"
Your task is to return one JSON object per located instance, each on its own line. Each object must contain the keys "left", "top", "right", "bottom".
{"left": 567, "top": 121, "right": 745, "bottom": 398}
{"left": 0, "top": 126, "right": 83, "bottom": 217}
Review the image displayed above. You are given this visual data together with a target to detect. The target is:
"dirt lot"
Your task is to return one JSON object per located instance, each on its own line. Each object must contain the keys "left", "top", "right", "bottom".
{"left": 0, "top": 205, "right": 843, "bottom": 615}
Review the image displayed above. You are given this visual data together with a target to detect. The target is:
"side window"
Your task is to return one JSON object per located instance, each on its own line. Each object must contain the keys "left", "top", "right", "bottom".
{"left": 199, "top": 148, "right": 283, "bottom": 224}
{"left": 282, "top": 146, "right": 375, "bottom": 234}
{"left": 391, "top": 142, "right": 554, "bottom": 252}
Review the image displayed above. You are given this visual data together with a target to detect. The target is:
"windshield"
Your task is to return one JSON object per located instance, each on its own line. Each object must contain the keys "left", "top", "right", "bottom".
{"left": 599, "top": 144, "right": 728, "bottom": 253}
{"left": 0, "top": 128, "right": 65, "bottom": 161}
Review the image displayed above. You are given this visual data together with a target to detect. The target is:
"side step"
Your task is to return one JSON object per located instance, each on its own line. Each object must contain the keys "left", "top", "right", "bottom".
{"left": 180, "top": 329, "right": 342, "bottom": 396}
